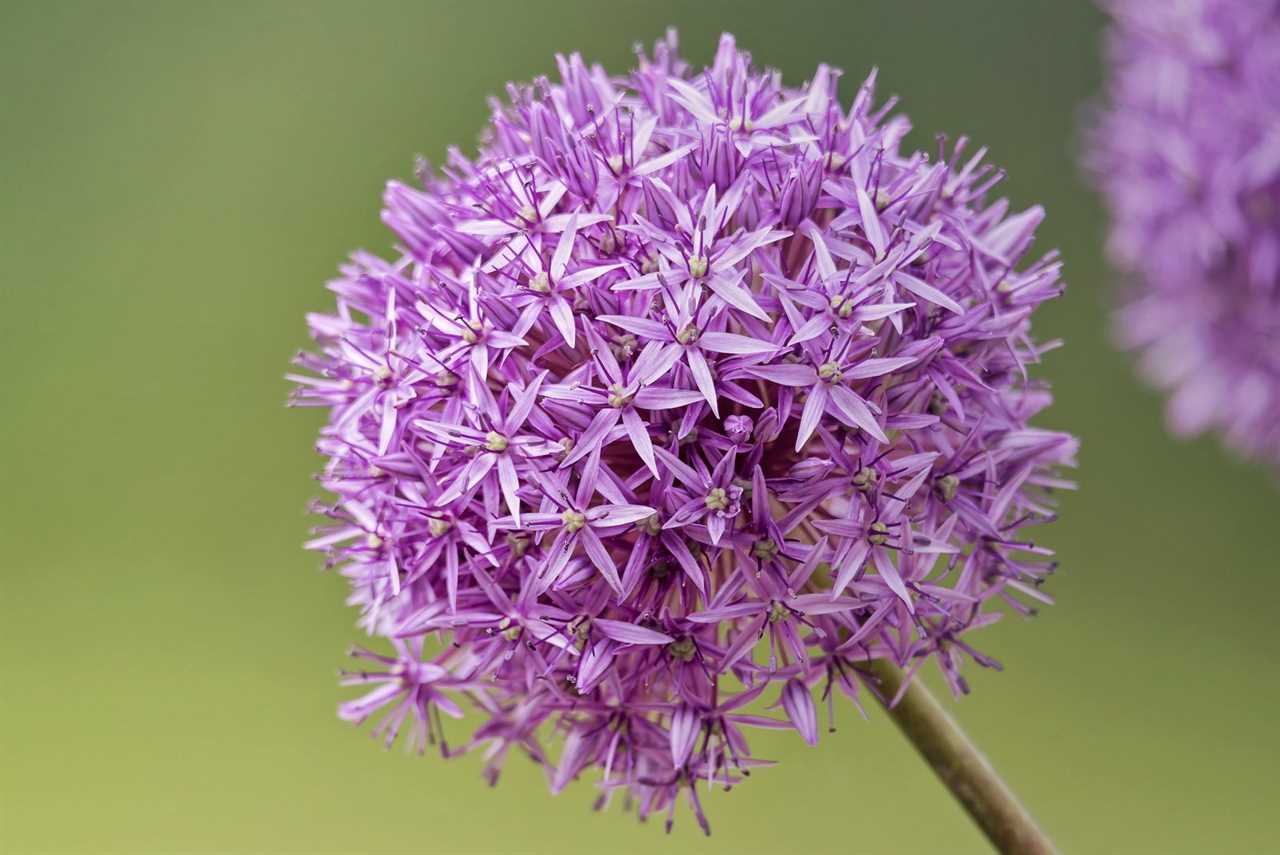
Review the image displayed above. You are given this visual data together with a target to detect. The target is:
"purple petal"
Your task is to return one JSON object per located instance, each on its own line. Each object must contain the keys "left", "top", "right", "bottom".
{"left": 547, "top": 296, "right": 576, "bottom": 348}
{"left": 844, "top": 356, "right": 919, "bottom": 380}
{"left": 706, "top": 273, "right": 771, "bottom": 321}
{"left": 561, "top": 408, "right": 621, "bottom": 467}
{"left": 697, "top": 331, "right": 777, "bottom": 355}
{"left": 634, "top": 142, "right": 698, "bottom": 176}
{"left": 667, "top": 77, "right": 720, "bottom": 124}
{"left": 795, "top": 382, "right": 827, "bottom": 451}
{"left": 787, "top": 315, "right": 831, "bottom": 346}
{"left": 873, "top": 548, "right": 914, "bottom": 611}
{"left": 594, "top": 619, "right": 674, "bottom": 645}
{"left": 597, "top": 314, "right": 670, "bottom": 340}
{"left": 661, "top": 532, "right": 707, "bottom": 597}
{"left": 610, "top": 272, "right": 664, "bottom": 292}
{"left": 854, "top": 184, "right": 886, "bottom": 259}
{"left": 669, "top": 704, "right": 700, "bottom": 767}
{"left": 454, "top": 219, "right": 518, "bottom": 236}
{"left": 687, "top": 601, "right": 762, "bottom": 623}
{"left": 652, "top": 445, "right": 704, "bottom": 490}
{"left": 496, "top": 454, "right": 521, "bottom": 525}
{"left": 828, "top": 385, "right": 889, "bottom": 442}
{"left": 788, "top": 593, "right": 863, "bottom": 616}
{"left": 621, "top": 407, "right": 658, "bottom": 476}
{"left": 894, "top": 271, "right": 964, "bottom": 314}
{"left": 550, "top": 213, "right": 579, "bottom": 280}
{"left": 719, "top": 614, "right": 767, "bottom": 672}
{"left": 746, "top": 364, "right": 817, "bottom": 386}
{"left": 502, "top": 370, "right": 546, "bottom": 433}
{"left": 831, "top": 539, "right": 870, "bottom": 597}
{"left": 586, "top": 503, "right": 656, "bottom": 527}
{"left": 707, "top": 513, "right": 726, "bottom": 544}
{"left": 551, "top": 727, "right": 587, "bottom": 793}
{"left": 685, "top": 348, "right": 720, "bottom": 417}
{"left": 633, "top": 386, "right": 705, "bottom": 410}
{"left": 780, "top": 679, "right": 819, "bottom": 746}
{"left": 575, "top": 638, "right": 616, "bottom": 693}
{"left": 579, "top": 527, "right": 624, "bottom": 594}
{"left": 559, "top": 262, "right": 622, "bottom": 289}
{"left": 631, "top": 342, "right": 684, "bottom": 386}
{"left": 485, "top": 331, "right": 527, "bottom": 349}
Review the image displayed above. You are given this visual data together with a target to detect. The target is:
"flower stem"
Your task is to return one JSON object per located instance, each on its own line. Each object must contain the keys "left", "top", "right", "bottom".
{"left": 867, "top": 659, "right": 1058, "bottom": 855}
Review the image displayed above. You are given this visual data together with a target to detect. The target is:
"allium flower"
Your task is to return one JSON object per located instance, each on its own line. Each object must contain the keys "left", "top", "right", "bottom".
{"left": 1089, "top": 0, "right": 1280, "bottom": 462}
{"left": 291, "top": 31, "right": 1076, "bottom": 833}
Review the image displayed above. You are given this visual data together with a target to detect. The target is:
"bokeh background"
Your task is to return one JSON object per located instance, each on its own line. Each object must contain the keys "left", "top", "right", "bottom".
{"left": 4, "top": 1, "right": 1278, "bottom": 852}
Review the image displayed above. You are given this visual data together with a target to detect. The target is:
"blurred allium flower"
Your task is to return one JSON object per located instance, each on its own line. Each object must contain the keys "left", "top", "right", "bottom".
{"left": 1089, "top": 0, "right": 1280, "bottom": 461}
{"left": 291, "top": 32, "right": 1076, "bottom": 832}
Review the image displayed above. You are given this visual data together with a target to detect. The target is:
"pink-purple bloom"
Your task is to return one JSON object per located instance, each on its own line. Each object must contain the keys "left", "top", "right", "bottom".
{"left": 1089, "top": 0, "right": 1280, "bottom": 462}
{"left": 292, "top": 32, "right": 1076, "bottom": 832}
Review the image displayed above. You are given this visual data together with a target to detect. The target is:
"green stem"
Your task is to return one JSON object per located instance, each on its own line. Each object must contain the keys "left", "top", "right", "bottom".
{"left": 867, "top": 659, "right": 1059, "bottom": 855}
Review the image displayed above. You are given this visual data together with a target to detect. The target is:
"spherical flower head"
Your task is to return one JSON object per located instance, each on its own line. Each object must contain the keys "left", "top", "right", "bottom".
{"left": 291, "top": 31, "right": 1076, "bottom": 832}
{"left": 1089, "top": 1, "right": 1280, "bottom": 463}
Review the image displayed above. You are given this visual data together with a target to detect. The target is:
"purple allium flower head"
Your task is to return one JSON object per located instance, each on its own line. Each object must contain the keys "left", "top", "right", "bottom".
{"left": 1089, "top": 1, "right": 1280, "bottom": 461}
{"left": 291, "top": 31, "right": 1076, "bottom": 832}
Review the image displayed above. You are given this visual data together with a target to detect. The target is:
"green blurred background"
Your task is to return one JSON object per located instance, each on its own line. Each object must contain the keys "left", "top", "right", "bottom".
{"left": 4, "top": 1, "right": 1278, "bottom": 852}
